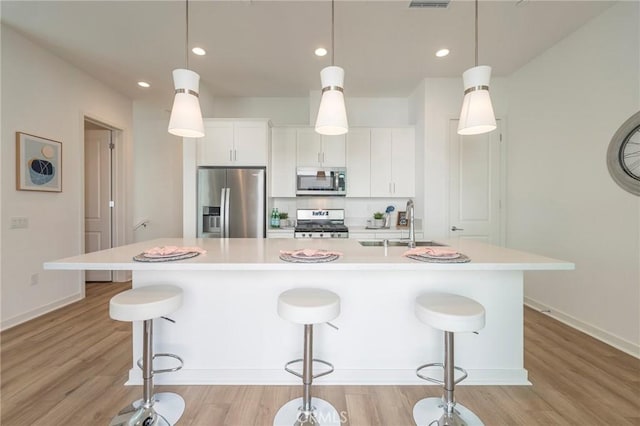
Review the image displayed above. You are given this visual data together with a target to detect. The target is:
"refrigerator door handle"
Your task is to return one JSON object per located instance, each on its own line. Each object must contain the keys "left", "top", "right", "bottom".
{"left": 224, "top": 187, "right": 231, "bottom": 237}
{"left": 220, "top": 187, "right": 227, "bottom": 237}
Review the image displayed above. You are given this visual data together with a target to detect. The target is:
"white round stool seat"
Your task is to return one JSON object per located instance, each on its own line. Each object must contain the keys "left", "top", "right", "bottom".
{"left": 110, "top": 285, "right": 183, "bottom": 322}
{"left": 278, "top": 288, "right": 340, "bottom": 324}
{"left": 415, "top": 293, "right": 485, "bottom": 333}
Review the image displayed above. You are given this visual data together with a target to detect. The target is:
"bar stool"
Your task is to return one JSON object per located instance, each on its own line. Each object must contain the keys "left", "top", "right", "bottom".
{"left": 413, "top": 293, "right": 486, "bottom": 426}
{"left": 274, "top": 288, "right": 341, "bottom": 426}
{"left": 109, "top": 285, "right": 185, "bottom": 426}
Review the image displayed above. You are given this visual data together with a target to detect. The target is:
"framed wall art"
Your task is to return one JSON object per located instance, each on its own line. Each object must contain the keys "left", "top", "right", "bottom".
{"left": 16, "top": 132, "right": 62, "bottom": 192}
{"left": 397, "top": 211, "right": 408, "bottom": 227}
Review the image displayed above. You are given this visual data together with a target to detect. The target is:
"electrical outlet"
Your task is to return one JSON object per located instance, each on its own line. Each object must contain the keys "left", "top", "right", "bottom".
{"left": 10, "top": 217, "right": 29, "bottom": 229}
{"left": 30, "top": 273, "right": 39, "bottom": 286}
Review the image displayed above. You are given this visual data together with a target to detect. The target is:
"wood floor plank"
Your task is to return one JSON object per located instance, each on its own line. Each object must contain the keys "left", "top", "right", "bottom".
{"left": 1, "top": 283, "right": 639, "bottom": 425}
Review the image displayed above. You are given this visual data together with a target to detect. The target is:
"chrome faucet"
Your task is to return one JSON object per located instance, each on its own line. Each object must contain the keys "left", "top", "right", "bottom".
{"left": 406, "top": 199, "right": 416, "bottom": 249}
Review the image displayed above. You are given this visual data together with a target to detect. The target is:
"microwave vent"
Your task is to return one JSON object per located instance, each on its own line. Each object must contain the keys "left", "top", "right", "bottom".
{"left": 409, "top": 0, "right": 450, "bottom": 8}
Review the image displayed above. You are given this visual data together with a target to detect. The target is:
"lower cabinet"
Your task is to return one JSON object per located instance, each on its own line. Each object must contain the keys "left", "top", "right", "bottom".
{"left": 266, "top": 230, "right": 294, "bottom": 238}
{"left": 349, "top": 230, "right": 424, "bottom": 240}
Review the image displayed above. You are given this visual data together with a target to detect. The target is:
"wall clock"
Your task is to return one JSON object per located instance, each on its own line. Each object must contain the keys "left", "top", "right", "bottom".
{"left": 607, "top": 111, "right": 640, "bottom": 196}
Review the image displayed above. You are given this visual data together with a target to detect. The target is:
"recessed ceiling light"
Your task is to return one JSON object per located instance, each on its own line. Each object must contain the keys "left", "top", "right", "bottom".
{"left": 436, "top": 48, "right": 450, "bottom": 58}
{"left": 137, "top": 81, "right": 151, "bottom": 88}
{"left": 315, "top": 47, "right": 328, "bottom": 57}
{"left": 192, "top": 47, "right": 206, "bottom": 56}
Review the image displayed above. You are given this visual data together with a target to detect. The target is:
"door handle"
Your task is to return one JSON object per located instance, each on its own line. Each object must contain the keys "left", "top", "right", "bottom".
{"left": 451, "top": 226, "right": 465, "bottom": 231}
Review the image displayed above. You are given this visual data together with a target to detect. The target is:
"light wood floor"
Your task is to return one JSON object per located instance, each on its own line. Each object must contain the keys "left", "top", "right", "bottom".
{"left": 1, "top": 282, "right": 638, "bottom": 425}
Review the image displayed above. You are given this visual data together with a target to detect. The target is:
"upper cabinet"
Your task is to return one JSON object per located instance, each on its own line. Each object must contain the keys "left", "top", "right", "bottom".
{"left": 296, "top": 128, "right": 346, "bottom": 167}
{"left": 270, "top": 125, "right": 415, "bottom": 199}
{"left": 346, "top": 128, "right": 372, "bottom": 197}
{"left": 370, "top": 128, "right": 415, "bottom": 198}
{"left": 270, "top": 127, "right": 297, "bottom": 197}
{"left": 197, "top": 120, "right": 270, "bottom": 166}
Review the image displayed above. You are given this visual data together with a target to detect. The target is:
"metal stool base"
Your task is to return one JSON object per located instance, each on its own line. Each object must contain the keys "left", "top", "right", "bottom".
{"left": 274, "top": 397, "right": 341, "bottom": 426}
{"left": 109, "top": 392, "right": 184, "bottom": 426}
{"left": 413, "top": 397, "right": 483, "bottom": 426}
{"left": 109, "top": 403, "right": 169, "bottom": 426}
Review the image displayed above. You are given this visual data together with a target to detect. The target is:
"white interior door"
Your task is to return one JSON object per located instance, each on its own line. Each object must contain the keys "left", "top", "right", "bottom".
{"left": 84, "top": 126, "right": 112, "bottom": 281}
{"left": 449, "top": 119, "right": 503, "bottom": 244}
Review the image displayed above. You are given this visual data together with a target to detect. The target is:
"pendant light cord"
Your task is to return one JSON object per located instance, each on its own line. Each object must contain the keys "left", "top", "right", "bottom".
{"left": 331, "top": 0, "right": 335, "bottom": 66}
{"left": 185, "top": 0, "right": 190, "bottom": 69}
{"left": 474, "top": 0, "right": 478, "bottom": 66}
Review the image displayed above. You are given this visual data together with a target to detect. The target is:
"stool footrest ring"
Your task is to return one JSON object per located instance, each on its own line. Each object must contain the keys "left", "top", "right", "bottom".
{"left": 137, "top": 353, "right": 184, "bottom": 374}
{"left": 416, "top": 362, "right": 468, "bottom": 385}
{"left": 284, "top": 358, "right": 335, "bottom": 379}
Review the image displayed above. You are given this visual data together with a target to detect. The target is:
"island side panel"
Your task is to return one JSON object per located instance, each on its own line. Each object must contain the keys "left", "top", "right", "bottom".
{"left": 128, "top": 269, "right": 527, "bottom": 385}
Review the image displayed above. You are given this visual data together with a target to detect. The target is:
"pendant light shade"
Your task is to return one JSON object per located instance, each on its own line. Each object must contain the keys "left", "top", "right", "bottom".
{"left": 168, "top": 69, "right": 204, "bottom": 138}
{"left": 315, "top": 65, "right": 348, "bottom": 136}
{"left": 457, "top": 65, "right": 496, "bottom": 136}
{"left": 314, "top": 0, "right": 348, "bottom": 136}
{"left": 168, "top": 0, "right": 204, "bottom": 138}
{"left": 457, "top": 0, "right": 496, "bottom": 136}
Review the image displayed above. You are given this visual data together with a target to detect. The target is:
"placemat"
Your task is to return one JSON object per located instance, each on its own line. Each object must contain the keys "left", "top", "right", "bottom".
{"left": 133, "top": 252, "right": 201, "bottom": 262}
{"left": 406, "top": 253, "right": 471, "bottom": 263}
{"left": 279, "top": 253, "right": 340, "bottom": 263}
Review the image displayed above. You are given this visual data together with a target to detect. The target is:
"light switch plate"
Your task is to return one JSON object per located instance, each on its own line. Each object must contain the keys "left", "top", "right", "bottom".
{"left": 10, "top": 217, "right": 29, "bottom": 229}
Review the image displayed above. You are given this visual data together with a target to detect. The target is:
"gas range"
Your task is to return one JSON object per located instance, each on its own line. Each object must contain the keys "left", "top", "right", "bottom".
{"left": 294, "top": 209, "right": 349, "bottom": 239}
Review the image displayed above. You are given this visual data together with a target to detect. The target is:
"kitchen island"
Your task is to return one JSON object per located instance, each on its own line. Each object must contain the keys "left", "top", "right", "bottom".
{"left": 44, "top": 238, "right": 573, "bottom": 386}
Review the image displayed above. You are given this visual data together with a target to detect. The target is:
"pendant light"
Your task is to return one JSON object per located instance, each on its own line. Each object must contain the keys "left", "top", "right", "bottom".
{"left": 315, "top": 0, "right": 348, "bottom": 136}
{"left": 168, "top": 0, "right": 205, "bottom": 138}
{"left": 457, "top": 0, "right": 496, "bottom": 136}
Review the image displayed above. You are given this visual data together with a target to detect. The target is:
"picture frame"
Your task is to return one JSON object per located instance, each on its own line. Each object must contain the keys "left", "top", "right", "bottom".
{"left": 397, "top": 211, "right": 408, "bottom": 227}
{"left": 16, "top": 132, "right": 62, "bottom": 192}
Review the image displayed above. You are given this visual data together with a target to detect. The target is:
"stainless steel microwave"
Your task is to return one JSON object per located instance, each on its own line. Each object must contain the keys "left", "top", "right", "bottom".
{"left": 296, "top": 167, "right": 346, "bottom": 196}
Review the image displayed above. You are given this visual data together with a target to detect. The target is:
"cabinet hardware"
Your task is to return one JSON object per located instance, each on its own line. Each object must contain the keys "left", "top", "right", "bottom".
{"left": 451, "top": 226, "right": 465, "bottom": 231}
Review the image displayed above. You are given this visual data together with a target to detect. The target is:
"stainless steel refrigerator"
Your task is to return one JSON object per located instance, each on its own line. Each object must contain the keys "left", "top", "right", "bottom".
{"left": 197, "top": 167, "right": 266, "bottom": 238}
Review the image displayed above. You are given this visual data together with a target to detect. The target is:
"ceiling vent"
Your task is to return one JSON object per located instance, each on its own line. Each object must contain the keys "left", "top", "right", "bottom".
{"left": 409, "top": 0, "right": 450, "bottom": 8}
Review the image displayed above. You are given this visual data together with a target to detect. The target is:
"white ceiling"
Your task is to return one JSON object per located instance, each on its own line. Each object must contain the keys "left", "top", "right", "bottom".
{"left": 1, "top": 0, "right": 614, "bottom": 106}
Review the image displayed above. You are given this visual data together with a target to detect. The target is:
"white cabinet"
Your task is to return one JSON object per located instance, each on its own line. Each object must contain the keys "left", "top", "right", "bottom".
{"left": 348, "top": 230, "right": 424, "bottom": 240}
{"left": 346, "top": 128, "right": 371, "bottom": 197}
{"left": 296, "top": 128, "right": 345, "bottom": 167}
{"left": 197, "top": 120, "right": 269, "bottom": 166}
{"left": 267, "top": 229, "right": 294, "bottom": 239}
{"left": 270, "top": 128, "right": 297, "bottom": 197}
{"left": 370, "top": 128, "right": 415, "bottom": 197}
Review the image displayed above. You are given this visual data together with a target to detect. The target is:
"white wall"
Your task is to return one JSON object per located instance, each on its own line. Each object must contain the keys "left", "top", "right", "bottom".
{"left": 507, "top": 2, "right": 640, "bottom": 355}
{"left": 211, "top": 97, "right": 309, "bottom": 126}
{"left": 132, "top": 101, "right": 184, "bottom": 242}
{"left": 310, "top": 91, "right": 411, "bottom": 127}
{"left": 0, "top": 25, "right": 133, "bottom": 329}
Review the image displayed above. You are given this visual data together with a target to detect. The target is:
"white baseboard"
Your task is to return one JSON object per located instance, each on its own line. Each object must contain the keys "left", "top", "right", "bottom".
{"left": 126, "top": 368, "right": 530, "bottom": 386}
{"left": 524, "top": 297, "right": 640, "bottom": 359}
{"left": 1, "top": 293, "right": 83, "bottom": 331}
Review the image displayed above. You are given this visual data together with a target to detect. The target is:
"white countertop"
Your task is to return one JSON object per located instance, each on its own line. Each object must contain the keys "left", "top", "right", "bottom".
{"left": 44, "top": 238, "right": 574, "bottom": 272}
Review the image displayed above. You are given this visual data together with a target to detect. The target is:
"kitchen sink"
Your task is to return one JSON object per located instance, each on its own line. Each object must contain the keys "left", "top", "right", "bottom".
{"left": 358, "top": 240, "right": 446, "bottom": 247}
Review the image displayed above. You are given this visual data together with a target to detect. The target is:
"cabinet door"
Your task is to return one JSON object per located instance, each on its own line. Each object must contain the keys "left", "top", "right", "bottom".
{"left": 321, "top": 135, "right": 346, "bottom": 167}
{"left": 346, "top": 128, "right": 371, "bottom": 197}
{"left": 271, "top": 127, "right": 297, "bottom": 197}
{"left": 370, "top": 128, "right": 393, "bottom": 196}
{"left": 234, "top": 121, "right": 268, "bottom": 166}
{"left": 197, "top": 121, "right": 234, "bottom": 166}
{"left": 391, "top": 128, "right": 415, "bottom": 197}
{"left": 296, "top": 128, "right": 322, "bottom": 167}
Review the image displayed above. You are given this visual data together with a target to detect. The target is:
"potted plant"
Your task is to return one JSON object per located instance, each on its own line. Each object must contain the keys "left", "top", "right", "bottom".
{"left": 279, "top": 212, "right": 289, "bottom": 227}
{"left": 373, "top": 212, "right": 385, "bottom": 228}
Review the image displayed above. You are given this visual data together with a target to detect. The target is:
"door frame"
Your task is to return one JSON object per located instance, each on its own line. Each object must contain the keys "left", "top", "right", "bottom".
{"left": 82, "top": 114, "right": 129, "bottom": 286}
{"left": 84, "top": 121, "right": 114, "bottom": 282}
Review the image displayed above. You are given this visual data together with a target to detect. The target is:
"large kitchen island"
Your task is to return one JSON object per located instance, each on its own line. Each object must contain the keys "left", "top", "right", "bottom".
{"left": 44, "top": 237, "right": 573, "bottom": 386}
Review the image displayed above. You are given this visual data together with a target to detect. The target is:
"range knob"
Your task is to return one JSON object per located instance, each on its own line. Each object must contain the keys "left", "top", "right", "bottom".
{"left": 319, "top": 233, "right": 324, "bottom": 238}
